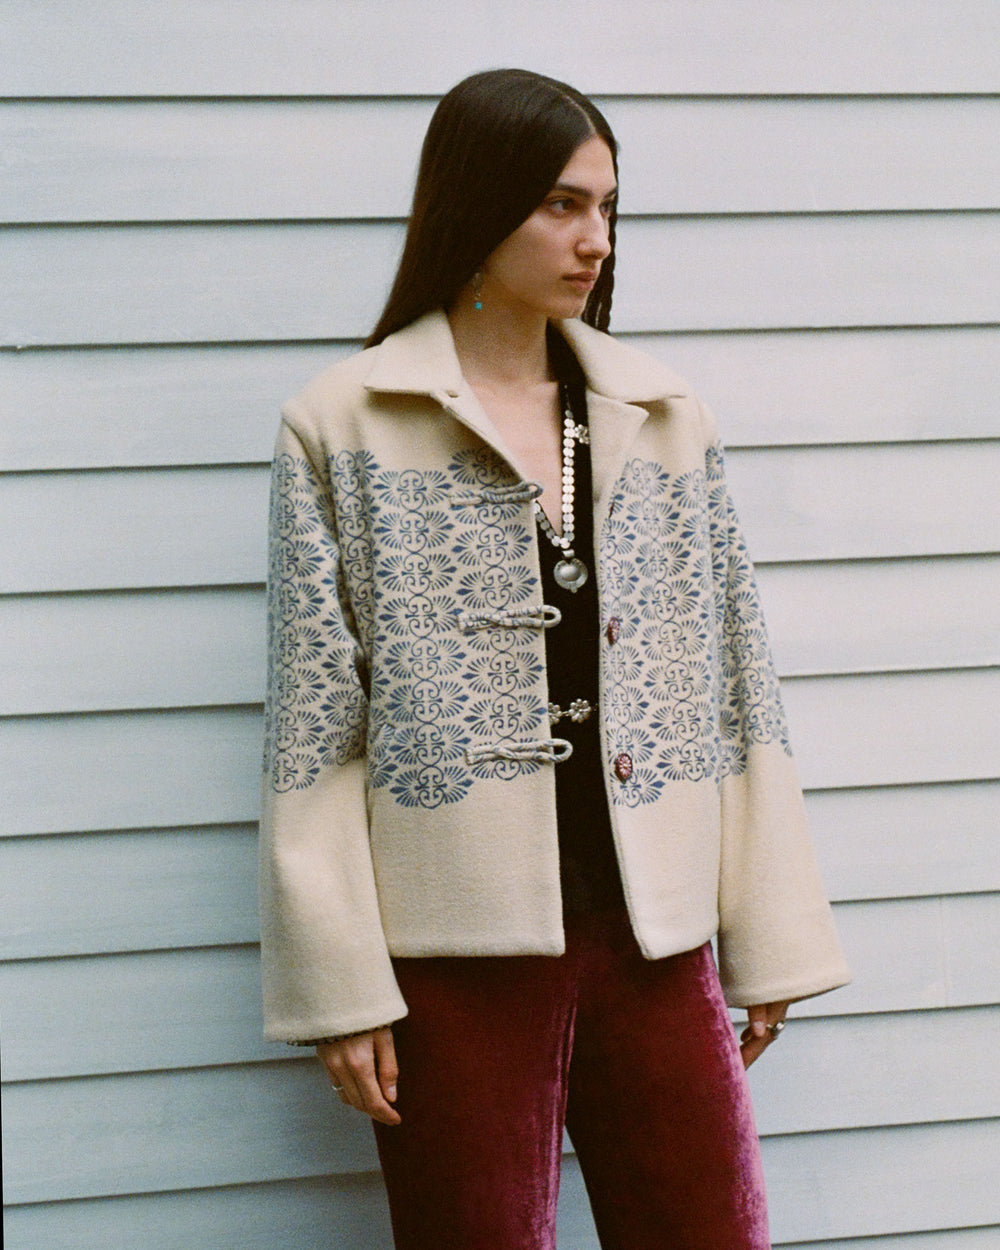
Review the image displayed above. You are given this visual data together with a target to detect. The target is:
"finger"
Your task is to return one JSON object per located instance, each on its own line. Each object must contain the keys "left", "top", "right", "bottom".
{"left": 316, "top": 1043, "right": 352, "bottom": 1103}
{"left": 317, "top": 1041, "right": 365, "bottom": 1110}
{"left": 337, "top": 1065, "right": 372, "bottom": 1116}
{"left": 742, "top": 1001, "right": 791, "bottom": 1042}
{"left": 329, "top": 1036, "right": 401, "bottom": 1126}
{"left": 768, "top": 1001, "right": 791, "bottom": 1030}
{"left": 739, "top": 1031, "right": 769, "bottom": 1069}
{"left": 373, "top": 1026, "right": 399, "bottom": 1105}
{"left": 745, "top": 1003, "right": 769, "bottom": 1041}
{"left": 739, "top": 1001, "right": 792, "bottom": 1067}
{"left": 348, "top": 1048, "right": 401, "bottom": 1125}
{"left": 330, "top": 1057, "right": 380, "bottom": 1118}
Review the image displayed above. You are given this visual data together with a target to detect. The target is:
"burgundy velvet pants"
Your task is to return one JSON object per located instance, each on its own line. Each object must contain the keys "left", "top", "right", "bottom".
{"left": 373, "top": 909, "right": 769, "bottom": 1249}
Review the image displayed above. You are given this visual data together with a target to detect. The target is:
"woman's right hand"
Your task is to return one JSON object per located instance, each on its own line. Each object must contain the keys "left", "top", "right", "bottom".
{"left": 317, "top": 1027, "right": 401, "bottom": 1125}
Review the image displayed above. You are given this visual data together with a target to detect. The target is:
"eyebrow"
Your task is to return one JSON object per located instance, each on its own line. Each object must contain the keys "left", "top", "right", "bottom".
{"left": 550, "top": 182, "right": 618, "bottom": 201}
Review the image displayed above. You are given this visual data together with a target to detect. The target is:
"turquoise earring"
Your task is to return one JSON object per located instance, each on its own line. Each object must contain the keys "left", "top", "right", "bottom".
{"left": 473, "top": 271, "right": 484, "bottom": 311}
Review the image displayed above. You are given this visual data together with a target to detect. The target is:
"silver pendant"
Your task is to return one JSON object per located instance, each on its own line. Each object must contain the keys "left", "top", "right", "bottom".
{"left": 554, "top": 557, "right": 588, "bottom": 592}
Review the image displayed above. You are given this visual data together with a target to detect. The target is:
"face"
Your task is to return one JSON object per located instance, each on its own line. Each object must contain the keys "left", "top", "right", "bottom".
{"left": 480, "top": 135, "right": 617, "bottom": 322}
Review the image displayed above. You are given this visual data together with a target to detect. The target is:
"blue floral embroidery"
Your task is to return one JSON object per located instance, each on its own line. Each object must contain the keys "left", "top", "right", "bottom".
{"left": 264, "top": 452, "right": 368, "bottom": 793}
{"left": 266, "top": 436, "right": 789, "bottom": 808}
{"left": 599, "top": 444, "right": 790, "bottom": 806}
{"left": 266, "top": 446, "right": 551, "bottom": 803}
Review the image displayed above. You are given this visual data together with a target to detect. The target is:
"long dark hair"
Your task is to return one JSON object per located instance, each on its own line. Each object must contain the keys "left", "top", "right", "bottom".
{"left": 367, "top": 69, "right": 618, "bottom": 347}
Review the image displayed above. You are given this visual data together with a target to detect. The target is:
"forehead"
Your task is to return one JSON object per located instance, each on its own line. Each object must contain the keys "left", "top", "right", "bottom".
{"left": 552, "top": 135, "right": 617, "bottom": 196}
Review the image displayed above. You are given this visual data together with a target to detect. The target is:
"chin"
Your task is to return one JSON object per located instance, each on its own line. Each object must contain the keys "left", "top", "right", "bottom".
{"left": 549, "top": 294, "right": 590, "bottom": 320}
{"left": 521, "top": 288, "right": 588, "bottom": 321}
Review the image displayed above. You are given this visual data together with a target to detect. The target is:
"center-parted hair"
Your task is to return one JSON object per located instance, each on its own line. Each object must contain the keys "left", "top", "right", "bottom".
{"left": 367, "top": 68, "right": 619, "bottom": 346}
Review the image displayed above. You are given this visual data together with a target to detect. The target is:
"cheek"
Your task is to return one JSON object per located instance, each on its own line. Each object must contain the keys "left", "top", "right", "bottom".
{"left": 485, "top": 218, "right": 568, "bottom": 301}
{"left": 519, "top": 235, "right": 565, "bottom": 283}
{"left": 500, "top": 222, "right": 560, "bottom": 270}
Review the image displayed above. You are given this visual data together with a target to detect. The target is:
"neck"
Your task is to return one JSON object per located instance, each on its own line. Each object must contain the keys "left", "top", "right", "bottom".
{"left": 447, "top": 293, "right": 552, "bottom": 389}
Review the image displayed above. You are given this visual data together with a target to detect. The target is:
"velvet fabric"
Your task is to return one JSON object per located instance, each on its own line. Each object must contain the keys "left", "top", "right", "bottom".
{"left": 374, "top": 909, "right": 769, "bottom": 1249}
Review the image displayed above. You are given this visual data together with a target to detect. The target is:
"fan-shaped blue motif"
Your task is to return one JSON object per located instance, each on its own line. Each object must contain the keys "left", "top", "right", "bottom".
{"left": 264, "top": 439, "right": 790, "bottom": 808}
{"left": 599, "top": 445, "right": 790, "bottom": 806}
{"left": 265, "top": 447, "right": 551, "bottom": 802}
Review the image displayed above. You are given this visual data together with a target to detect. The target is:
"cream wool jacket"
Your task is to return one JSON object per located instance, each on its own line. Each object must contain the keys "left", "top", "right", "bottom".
{"left": 259, "top": 310, "right": 849, "bottom": 1042}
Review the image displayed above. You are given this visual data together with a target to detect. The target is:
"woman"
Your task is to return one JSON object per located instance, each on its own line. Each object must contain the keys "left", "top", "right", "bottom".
{"left": 260, "top": 68, "right": 849, "bottom": 1249}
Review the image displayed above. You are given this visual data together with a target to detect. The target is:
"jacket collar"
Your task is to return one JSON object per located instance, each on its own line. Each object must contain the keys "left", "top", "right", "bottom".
{"left": 363, "top": 310, "right": 691, "bottom": 511}
{"left": 557, "top": 318, "right": 689, "bottom": 403}
{"left": 364, "top": 310, "right": 466, "bottom": 397}
{"left": 364, "top": 309, "right": 689, "bottom": 404}
{"left": 363, "top": 311, "right": 526, "bottom": 480}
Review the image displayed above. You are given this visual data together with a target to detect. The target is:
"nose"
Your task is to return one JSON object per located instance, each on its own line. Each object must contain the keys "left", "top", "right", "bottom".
{"left": 578, "top": 207, "right": 612, "bottom": 259}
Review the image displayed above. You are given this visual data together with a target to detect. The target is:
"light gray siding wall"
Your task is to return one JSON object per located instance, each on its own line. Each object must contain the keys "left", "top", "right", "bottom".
{"left": 3, "top": 3, "right": 999, "bottom": 1246}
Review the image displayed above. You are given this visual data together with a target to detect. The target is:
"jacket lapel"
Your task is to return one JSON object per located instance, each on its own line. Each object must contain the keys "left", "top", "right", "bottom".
{"left": 363, "top": 310, "right": 692, "bottom": 501}
{"left": 585, "top": 391, "right": 652, "bottom": 517}
{"left": 432, "top": 386, "right": 531, "bottom": 483}
{"left": 363, "top": 310, "right": 530, "bottom": 477}
{"left": 558, "top": 320, "right": 690, "bottom": 515}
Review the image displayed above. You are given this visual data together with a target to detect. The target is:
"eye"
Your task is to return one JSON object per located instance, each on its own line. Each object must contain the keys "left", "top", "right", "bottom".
{"left": 548, "top": 197, "right": 575, "bottom": 214}
{"left": 600, "top": 198, "right": 616, "bottom": 217}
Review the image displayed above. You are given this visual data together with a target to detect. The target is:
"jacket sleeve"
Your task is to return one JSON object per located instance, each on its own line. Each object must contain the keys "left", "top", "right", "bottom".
{"left": 701, "top": 417, "right": 851, "bottom": 1008}
{"left": 258, "top": 415, "right": 407, "bottom": 1042}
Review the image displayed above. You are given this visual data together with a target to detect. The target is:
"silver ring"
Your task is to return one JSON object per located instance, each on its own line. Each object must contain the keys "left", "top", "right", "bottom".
{"left": 767, "top": 1021, "right": 785, "bottom": 1038}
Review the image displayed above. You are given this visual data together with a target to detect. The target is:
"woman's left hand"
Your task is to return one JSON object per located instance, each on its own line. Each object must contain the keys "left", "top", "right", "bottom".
{"left": 739, "top": 1001, "right": 791, "bottom": 1069}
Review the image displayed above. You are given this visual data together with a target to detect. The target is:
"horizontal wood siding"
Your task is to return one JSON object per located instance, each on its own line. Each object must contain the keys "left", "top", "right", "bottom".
{"left": 6, "top": 214, "right": 1000, "bottom": 346}
{"left": 3, "top": 671, "right": 999, "bottom": 836}
{"left": 5, "top": 328, "right": 1000, "bottom": 472}
{"left": 3, "top": 3, "right": 998, "bottom": 1247}
{"left": 8, "top": 1003, "right": 1000, "bottom": 1201}
{"left": 4, "top": 1169, "right": 999, "bottom": 1250}
{"left": 3, "top": 824, "right": 999, "bottom": 966}
{"left": 5, "top": 0, "right": 1000, "bottom": 95}
{"left": 5, "top": 444, "right": 1000, "bottom": 592}
{"left": 4, "top": 556, "right": 998, "bottom": 716}
{"left": 5, "top": 97, "right": 999, "bottom": 222}
{"left": 4, "top": 901, "right": 1000, "bottom": 1079}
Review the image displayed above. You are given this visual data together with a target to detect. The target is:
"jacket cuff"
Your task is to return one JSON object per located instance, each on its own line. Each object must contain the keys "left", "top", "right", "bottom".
{"left": 287, "top": 1024, "right": 395, "bottom": 1047}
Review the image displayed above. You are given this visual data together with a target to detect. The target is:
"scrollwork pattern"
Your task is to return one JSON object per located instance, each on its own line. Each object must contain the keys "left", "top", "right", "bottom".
{"left": 266, "top": 436, "right": 789, "bottom": 809}
{"left": 264, "top": 451, "right": 368, "bottom": 793}
{"left": 267, "top": 446, "right": 550, "bottom": 804}
{"left": 599, "top": 444, "right": 790, "bottom": 807}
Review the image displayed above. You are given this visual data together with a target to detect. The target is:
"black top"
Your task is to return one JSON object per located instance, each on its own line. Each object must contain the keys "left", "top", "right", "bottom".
{"left": 541, "top": 331, "right": 626, "bottom": 915}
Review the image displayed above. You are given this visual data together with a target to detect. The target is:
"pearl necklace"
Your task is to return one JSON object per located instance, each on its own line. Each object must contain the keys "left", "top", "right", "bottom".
{"left": 534, "top": 385, "right": 590, "bottom": 592}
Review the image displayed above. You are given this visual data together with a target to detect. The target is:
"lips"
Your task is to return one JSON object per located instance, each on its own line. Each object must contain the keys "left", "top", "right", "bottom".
{"left": 565, "top": 272, "right": 598, "bottom": 290}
